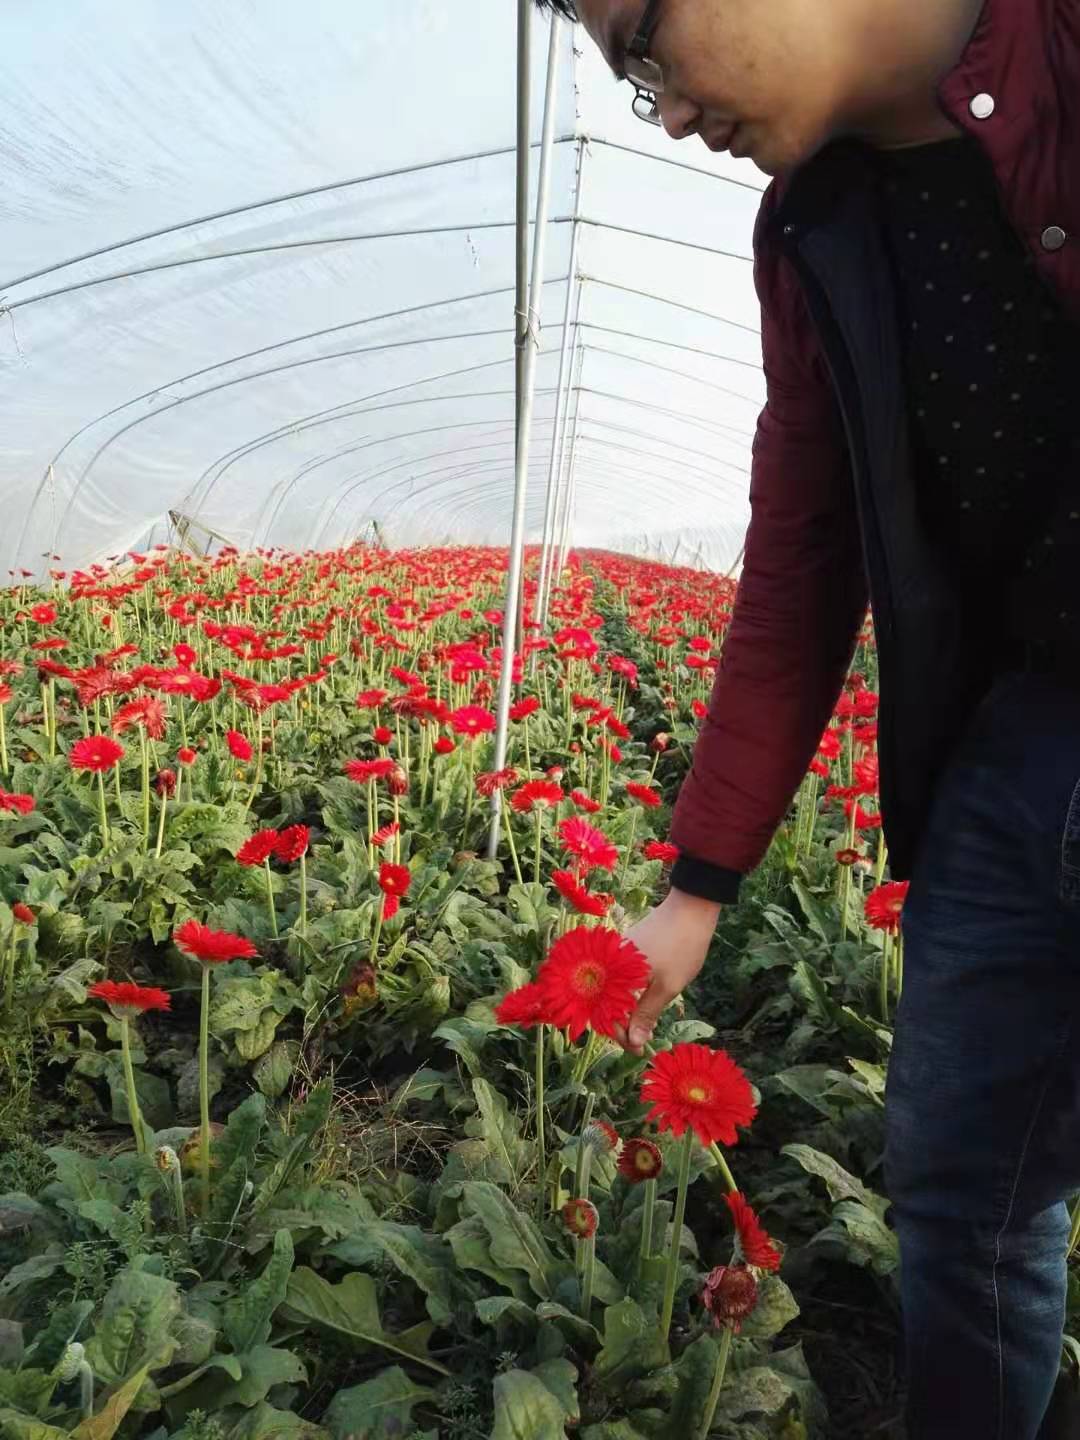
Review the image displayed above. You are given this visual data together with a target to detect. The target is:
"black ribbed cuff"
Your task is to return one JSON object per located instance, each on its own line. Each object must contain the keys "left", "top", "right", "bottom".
{"left": 669, "top": 854, "right": 743, "bottom": 905}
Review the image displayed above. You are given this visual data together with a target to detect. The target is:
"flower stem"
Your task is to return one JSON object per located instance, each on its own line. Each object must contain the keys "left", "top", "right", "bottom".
{"left": 299, "top": 853, "right": 308, "bottom": 938}
{"left": 638, "top": 1177, "right": 657, "bottom": 1280}
{"left": 534, "top": 808, "right": 543, "bottom": 885}
{"left": 0, "top": 705, "right": 7, "bottom": 775}
{"left": 500, "top": 790, "right": 524, "bottom": 885}
{"left": 535, "top": 1024, "right": 547, "bottom": 1219}
{"left": 96, "top": 770, "right": 110, "bottom": 847}
{"left": 198, "top": 963, "right": 212, "bottom": 1219}
{"left": 660, "top": 1128, "right": 696, "bottom": 1341}
{"left": 119, "top": 1017, "right": 146, "bottom": 1155}
{"left": 371, "top": 900, "right": 385, "bottom": 968}
{"left": 140, "top": 731, "right": 150, "bottom": 847}
{"left": 580, "top": 1234, "right": 596, "bottom": 1319}
{"left": 619, "top": 809, "right": 639, "bottom": 890}
{"left": 264, "top": 858, "right": 279, "bottom": 939}
{"left": 879, "top": 930, "right": 892, "bottom": 1024}
{"left": 699, "top": 1326, "right": 734, "bottom": 1438}
{"left": 154, "top": 787, "right": 168, "bottom": 859}
{"left": 708, "top": 1142, "right": 739, "bottom": 1194}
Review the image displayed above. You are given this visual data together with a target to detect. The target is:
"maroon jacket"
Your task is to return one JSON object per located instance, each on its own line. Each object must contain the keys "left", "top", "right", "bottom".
{"left": 669, "top": 0, "right": 1080, "bottom": 902}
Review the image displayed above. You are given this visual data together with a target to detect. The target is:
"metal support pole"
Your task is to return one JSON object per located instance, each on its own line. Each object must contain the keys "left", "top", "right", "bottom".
{"left": 488, "top": 8, "right": 561, "bottom": 860}
{"left": 548, "top": 342, "right": 584, "bottom": 610}
{"left": 539, "top": 281, "right": 583, "bottom": 626}
{"left": 536, "top": 138, "right": 587, "bottom": 628}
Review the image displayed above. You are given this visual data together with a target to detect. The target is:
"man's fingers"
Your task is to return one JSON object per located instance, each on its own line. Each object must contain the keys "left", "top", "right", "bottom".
{"left": 626, "top": 977, "right": 674, "bottom": 1054}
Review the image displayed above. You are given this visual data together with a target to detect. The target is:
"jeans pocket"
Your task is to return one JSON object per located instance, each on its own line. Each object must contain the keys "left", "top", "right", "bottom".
{"left": 1063, "top": 779, "right": 1080, "bottom": 907}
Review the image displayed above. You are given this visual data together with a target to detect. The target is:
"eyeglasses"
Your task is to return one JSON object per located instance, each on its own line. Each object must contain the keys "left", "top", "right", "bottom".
{"left": 624, "top": 0, "right": 664, "bottom": 126}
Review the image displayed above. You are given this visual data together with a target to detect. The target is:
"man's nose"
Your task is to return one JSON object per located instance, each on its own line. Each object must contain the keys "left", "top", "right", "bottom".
{"left": 658, "top": 89, "right": 701, "bottom": 140}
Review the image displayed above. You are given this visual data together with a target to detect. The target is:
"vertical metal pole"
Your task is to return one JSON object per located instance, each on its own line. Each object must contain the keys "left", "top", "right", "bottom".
{"left": 488, "top": 8, "right": 561, "bottom": 859}
{"left": 513, "top": 0, "right": 532, "bottom": 463}
{"left": 536, "top": 137, "right": 586, "bottom": 628}
{"left": 549, "top": 342, "right": 584, "bottom": 604}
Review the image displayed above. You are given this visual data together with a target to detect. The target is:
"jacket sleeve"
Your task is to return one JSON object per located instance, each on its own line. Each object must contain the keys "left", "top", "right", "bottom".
{"left": 669, "top": 198, "right": 869, "bottom": 904}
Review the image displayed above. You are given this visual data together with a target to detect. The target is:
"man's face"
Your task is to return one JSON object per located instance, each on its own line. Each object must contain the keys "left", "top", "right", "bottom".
{"left": 575, "top": 0, "right": 845, "bottom": 175}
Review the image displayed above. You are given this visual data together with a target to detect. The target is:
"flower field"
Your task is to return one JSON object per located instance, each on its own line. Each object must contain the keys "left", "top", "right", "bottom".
{"left": 0, "top": 543, "right": 1067, "bottom": 1439}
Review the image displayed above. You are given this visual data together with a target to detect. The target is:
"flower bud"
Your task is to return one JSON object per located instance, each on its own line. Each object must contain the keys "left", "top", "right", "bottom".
{"left": 561, "top": 1197, "right": 599, "bottom": 1240}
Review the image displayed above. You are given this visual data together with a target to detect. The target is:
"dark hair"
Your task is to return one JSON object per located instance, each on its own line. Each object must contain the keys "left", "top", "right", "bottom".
{"left": 535, "top": 0, "right": 578, "bottom": 17}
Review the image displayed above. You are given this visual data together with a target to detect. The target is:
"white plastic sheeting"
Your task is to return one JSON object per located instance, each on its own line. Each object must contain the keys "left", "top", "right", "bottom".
{"left": 0, "top": 1, "right": 766, "bottom": 575}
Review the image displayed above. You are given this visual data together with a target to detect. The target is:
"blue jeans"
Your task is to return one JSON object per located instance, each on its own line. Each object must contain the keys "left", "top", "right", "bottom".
{"left": 886, "top": 672, "right": 1080, "bottom": 1440}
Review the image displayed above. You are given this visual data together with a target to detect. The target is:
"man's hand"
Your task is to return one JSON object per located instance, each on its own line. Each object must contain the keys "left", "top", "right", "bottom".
{"left": 614, "top": 888, "right": 724, "bottom": 1055}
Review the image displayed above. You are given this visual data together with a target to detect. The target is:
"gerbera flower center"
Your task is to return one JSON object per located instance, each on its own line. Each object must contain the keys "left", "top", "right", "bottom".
{"left": 573, "top": 963, "right": 603, "bottom": 994}
{"left": 685, "top": 1083, "right": 712, "bottom": 1103}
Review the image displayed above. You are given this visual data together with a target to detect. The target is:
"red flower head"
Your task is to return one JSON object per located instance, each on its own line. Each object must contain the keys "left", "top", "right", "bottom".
{"left": 817, "top": 728, "right": 843, "bottom": 761}
{"left": 177, "top": 746, "right": 197, "bottom": 767}
{"left": 643, "top": 840, "right": 680, "bottom": 864}
{"left": 570, "top": 790, "right": 601, "bottom": 815}
{"left": 691, "top": 699, "right": 708, "bottom": 721}
{"left": 536, "top": 926, "right": 650, "bottom": 1042}
{"left": 371, "top": 820, "right": 400, "bottom": 848}
{"left": 30, "top": 603, "right": 57, "bottom": 625}
{"left": 864, "top": 881, "right": 910, "bottom": 935}
{"left": 558, "top": 815, "right": 618, "bottom": 873}
{"left": 173, "top": 643, "right": 197, "bottom": 667}
{"left": 509, "top": 697, "right": 541, "bottom": 722}
{"left": 449, "top": 704, "right": 496, "bottom": 739}
{"left": 344, "top": 757, "right": 396, "bottom": 784}
{"left": 551, "top": 869, "right": 614, "bottom": 917}
{"left": 88, "top": 980, "right": 172, "bottom": 1019}
{"left": 112, "top": 696, "right": 167, "bottom": 741}
{"left": 11, "top": 902, "right": 36, "bottom": 925}
{"left": 226, "top": 729, "right": 253, "bottom": 762}
{"left": 88, "top": 979, "right": 171, "bottom": 1025}
{"left": 0, "top": 685, "right": 12, "bottom": 706}
{"left": 373, "top": 725, "right": 394, "bottom": 746}
{"left": 174, "top": 918, "right": 258, "bottom": 965}
{"left": 511, "top": 779, "right": 564, "bottom": 814}
{"left": 382, "top": 893, "right": 400, "bottom": 921}
{"left": 378, "top": 862, "right": 412, "bottom": 899}
{"left": 701, "top": 1264, "right": 759, "bottom": 1332}
{"left": 640, "top": 1042, "right": 757, "bottom": 1148}
{"left": 236, "top": 829, "right": 279, "bottom": 867}
{"left": 155, "top": 768, "right": 177, "bottom": 798}
{"left": 495, "top": 981, "right": 547, "bottom": 1030}
{"left": 583, "top": 1119, "right": 621, "bottom": 1156}
{"left": 387, "top": 764, "right": 409, "bottom": 798}
{"left": 836, "top": 847, "right": 862, "bottom": 867}
{"left": 725, "top": 1191, "right": 782, "bottom": 1272}
{"left": 617, "top": 1137, "right": 664, "bottom": 1184}
{"left": 625, "top": 781, "right": 661, "bottom": 809}
{"left": 853, "top": 754, "right": 880, "bottom": 796}
{"left": 475, "top": 766, "right": 519, "bottom": 798}
{"left": 561, "top": 1197, "right": 599, "bottom": 1241}
{"left": 70, "top": 735, "right": 125, "bottom": 773}
{"left": 0, "top": 789, "right": 36, "bottom": 816}
{"left": 275, "top": 824, "right": 310, "bottom": 863}
{"left": 433, "top": 736, "right": 456, "bottom": 755}
{"left": 356, "top": 688, "right": 389, "bottom": 710}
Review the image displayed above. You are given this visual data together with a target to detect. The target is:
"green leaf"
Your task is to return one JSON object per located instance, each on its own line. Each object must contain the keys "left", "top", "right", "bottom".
{"left": 592, "top": 1300, "right": 669, "bottom": 1385}
{"left": 460, "top": 1182, "right": 569, "bottom": 1301}
{"left": 530, "top": 1359, "right": 579, "bottom": 1425}
{"left": 714, "top": 1342, "right": 827, "bottom": 1431}
{"left": 329, "top": 1222, "right": 456, "bottom": 1327}
{"left": 70, "top": 1360, "right": 154, "bottom": 1440}
{"left": 0, "top": 1370, "right": 55, "bottom": 1418}
{"left": 434, "top": 1016, "right": 497, "bottom": 1077}
{"left": 0, "top": 1249, "right": 65, "bottom": 1304}
{"left": 463, "top": 1079, "right": 531, "bottom": 1187}
{"left": 222, "top": 1230, "right": 294, "bottom": 1354}
{"left": 780, "top": 1144, "right": 886, "bottom": 1215}
{"left": 0, "top": 1412, "right": 69, "bottom": 1440}
{"left": 253, "top": 1042, "right": 296, "bottom": 1099}
{"left": 281, "top": 1269, "right": 449, "bottom": 1376}
{"left": 254, "top": 1081, "right": 333, "bottom": 1213}
{"left": 223, "top": 1403, "right": 330, "bottom": 1440}
{"left": 187, "top": 1346, "right": 307, "bottom": 1411}
{"left": 741, "top": 1275, "right": 801, "bottom": 1340}
{"left": 84, "top": 1270, "right": 180, "bottom": 1384}
{"left": 668, "top": 1334, "right": 722, "bottom": 1434}
{"left": 490, "top": 1369, "right": 570, "bottom": 1440}
{"left": 210, "top": 1092, "right": 268, "bottom": 1226}
{"left": 474, "top": 1296, "right": 538, "bottom": 1330}
{"left": 826, "top": 1201, "right": 900, "bottom": 1276}
{"left": 323, "top": 1367, "right": 436, "bottom": 1440}
{"left": 791, "top": 879, "right": 830, "bottom": 942}
{"left": 445, "top": 1215, "right": 532, "bottom": 1301}
{"left": 390, "top": 1067, "right": 461, "bottom": 1108}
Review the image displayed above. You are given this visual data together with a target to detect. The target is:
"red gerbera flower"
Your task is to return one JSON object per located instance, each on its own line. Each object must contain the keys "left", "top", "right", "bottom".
{"left": 509, "top": 697, "right": 541, "bottom": 721}
{"left": 725, "top": 1191, "right": 782, "bottom": 1272}
{"left": 475, "top": 766, "right": 519, "bottom": 798}
{"left": 11, "top": 902, "right": 36, "bottom": 925}
{"left": 701, "top": 1265, "right": 759, "bottom": 1333}
{"left": 382, "top": 893, "right": 400, "bottom": 921}
{"left": 864, "top": 881, "right": 910, "bottom": 935}
{"left": 344, "top": 757, "right": 395, "bottom": 784}
{"left": 494, "top": 980, "right": 547, "bottom": 1030}
{"left": 177, "top": 746, "right": 198, "bottom": 767}
{"left": 378, "top": 862, "right": 412, "bottom": 898}
{"left": 536, "top": 926, "right": 650, "bottom": 1042}
{"left": 373, "top": 725, "right": 394, "bottom": 746}
{"left": 570, "top": 789, "right": 601, "bottom": 814}
{"left": 449, "top": 705, "right": 496, "bottom": 739}
{"left": 643, "top": 840, "right": 680, "bottom": 864}
{"left": 625, "top": 781, "right": 661, "bottom": 809}
{"left": 433, "top": 736, "right": 456, "bottom": 755}
{"left": 558, "top": 816, "right": 618, "bottom": 873}
{"left": 551, "top": 869, "right": 614, "bottom": 917}
{"left": 561, "top": 1197, "right": 599, "bottom": 1240}
{"left": 0, "top": 789, "right": 35, "bottom": 816}
{"left": 174, "top": 918, "right": 258, "bottom": 965}
{"left": 275, "top": 824, "right": 310, "bottom": 863}
{"left": 356, "top": 688, "right": 389, "bottom": 710}
{"left": 30, "top": 603, "right": 57, "bottom": 625}
{"left": 70, "top": 735, "right": 125, "bottom": 773}
{"left": 617, "top": 1137, "right": 664, "bottom": 1184}
{"left": 236, "top": 829, "right": 279, "bottom": 866}
{"left": 511, "top": 779, "right": 564, "bottom": 814}
{"left": 112, "top": 696, "right": 168, "bottom": 741}
{"left": 226, "top": 729, "right": 253, "bottom": 762}
{"left": 640, "top": 1042, "right": 757, "bottom": 1148}
{"left": 88, "top": 979, "right": 171, "bottom": 1018}
{"left": 691, "top": 699, "right": 708, "bottom": 720}
{"left": 371, "top": 820, "right": 400, "bottom": 848}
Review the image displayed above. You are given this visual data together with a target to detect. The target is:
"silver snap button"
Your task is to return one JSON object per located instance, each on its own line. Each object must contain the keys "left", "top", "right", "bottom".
{"left": 969, "top": 92, "right": 995, "bottom": 120}
{"left": 1041, "top": 225, "right": 1067, "bottom": 252}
